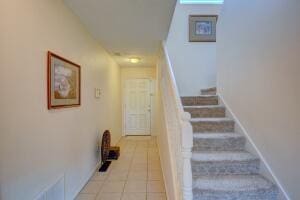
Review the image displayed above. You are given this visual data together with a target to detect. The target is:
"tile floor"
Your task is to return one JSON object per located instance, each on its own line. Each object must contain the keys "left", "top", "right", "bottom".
{"left": 76, "top": 136, "right": 167, "bottom": 200}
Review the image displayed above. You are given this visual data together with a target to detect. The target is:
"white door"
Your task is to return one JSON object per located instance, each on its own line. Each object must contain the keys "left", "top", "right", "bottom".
{"left": 124, "top": 79, "right": 151, "bottom": 135}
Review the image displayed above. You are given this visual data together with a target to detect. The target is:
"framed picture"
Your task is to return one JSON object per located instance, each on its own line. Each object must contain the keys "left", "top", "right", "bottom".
{"left": 47, "top": 51, "right": 81, "bottom": 109}
{"left": 189, "top": 15, "right": 218, "bottom": 42}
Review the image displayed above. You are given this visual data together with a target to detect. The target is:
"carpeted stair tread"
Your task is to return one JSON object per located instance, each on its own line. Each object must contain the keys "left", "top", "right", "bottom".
{"left": 201, "top": 87, "right": 217, "bottom": 95}
{"left": 190, "top": 117, "right": 233, "bottom": 122}
{"left": 193, "top": 132, "right": 242, "bottom": 139}
{"left": 192, "top": 151, "right": 258, "bottom": 162}
{"left": 193, "top": 175, "right": 275, "bottom": 192}
{"left": 184, "top": 105, "right": 226, "bottom": 118}
{"left": 191, "top": 118, "right": 235, "bottom": 133}
{"left": 193, "top": 133, "right": 246, "bottom": 151}
{"left": 184, "top": 105, "right": 224, "bottom": 108}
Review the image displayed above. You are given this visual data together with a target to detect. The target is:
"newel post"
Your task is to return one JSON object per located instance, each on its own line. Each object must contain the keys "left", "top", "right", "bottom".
{"left": 181, "top": 112, "right": 193, "bottom": 200}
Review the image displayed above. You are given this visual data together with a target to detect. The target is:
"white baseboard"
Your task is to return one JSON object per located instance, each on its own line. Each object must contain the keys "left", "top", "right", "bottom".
{"left": 71, "top": 161, "right": 101, "bottom": 200}
{"left": 218, "top": 94, "right": 290, "bottom": 200}
{"left": 34, "top": 174, "right": 65, "bottom": 200}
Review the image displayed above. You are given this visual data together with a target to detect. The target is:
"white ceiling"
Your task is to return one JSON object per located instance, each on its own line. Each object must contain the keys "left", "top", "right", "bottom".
{"left": 64, "top": 0, "right": 176, "bottom": 67}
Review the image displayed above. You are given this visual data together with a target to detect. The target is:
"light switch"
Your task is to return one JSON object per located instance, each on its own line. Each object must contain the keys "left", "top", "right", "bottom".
{"left": 95, "top": 88, "right": 101, "bottom": 99}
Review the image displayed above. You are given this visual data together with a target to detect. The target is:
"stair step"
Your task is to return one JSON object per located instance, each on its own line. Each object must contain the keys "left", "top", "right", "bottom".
{"left": 201, "top": 87, "right": 217, "bottom": 95}
{"left": 184, "top": 105, "right": 225, "bottom": 118}
{"left": 191, "top": 118, "right": 235, "bottom": 133}
{"left": 193, "top": 175, "right": 278, "bottom": 200}
{"left": 192, "top": 151, "right": 260, "bottom": 176}
{"left": 181, "top": 95, "right": 218, "bottom": 106}
{"left": 193, "top": 133, "right": 246, "bottom": 151}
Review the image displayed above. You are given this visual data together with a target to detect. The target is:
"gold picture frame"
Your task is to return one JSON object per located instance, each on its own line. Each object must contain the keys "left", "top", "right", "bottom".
{"left": 47, "top": 51, "right": 81, "bottom": 109}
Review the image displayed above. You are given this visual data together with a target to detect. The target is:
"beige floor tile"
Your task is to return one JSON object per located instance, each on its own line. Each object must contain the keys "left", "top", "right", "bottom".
{"left": 135, "top": 149, "right": 147, "bottom": 153}
{"left": 118, "top": 155, "right": 133, "bottom": 161}
{"left": 90, "top": 172, "right": 108, "bottom": 181}
{"left": 121, "top": 193, "right": 146, "bottom": 200}
{"left": 148, "top": 161, "right": 161, "bottom": 168}
{"left": 148, "top": 148, "right": 158, "bottom": 153}
{"left": 127, "top": 170, "right": 147, "bottom": 181}
{"left": 96, "top": 193, "right": 122, "bottom": 200}
{"left": 132, "top": 156, "right": 148, "bottom": 162}
{"left": 148, "top": 157, "right": 160, "bottom": 162}
{"left": 76, "top": 137, "right": 166, "bottom": 200}
{"left": 80, "top": 181, "right": 104, "bottom": 194}
{"left": 148, "top": 156, "right": 160, "bottom": 161}
{"left": 132, "top": 159, "right": 148, "bottom": 165}
{"left": 122, "top": 148, "right": 136, "bottom": 153}
{"left": 124, "top": 181, "right": 147, "bottom": 193}
{"left": 149, "top": 154, "right": 158, "bottom": 159}
{"left": 147, "top": 181, "right": 165, "bottom": 193}
{"left": 148, "top": 170, "right": 163, "bottom": 181}
{"left": 148, "top": 143, "right": 157, "bottom": 148}
{"left": 107, "top": 170, "right": 129, "bottom": 181}
{"left": 147, "top": 193, "right": 167, "bottom": 200}
{"left": 133, "top": 155, "right": 147, "bottom": 160}
{"left": 148, "top": 162, "right": 161, "bottom": 170}
{"left": 112, "top": 160, "right": 132, "bottom": 165}
{"left": 112, "top": 164, "right": 131, "bottom": 171}
{"left": 76, "top": 194, "right": 97, "bottom": 200}
{"left": 100, "top": 181, "right": 125, "bottom": 193}
{"left": 130, "top": 163, "right": 147, "bottom": 170}
{"left": 111, "top": 160, "right": 131, "bottom": 167}
{"left": 129, "top": 168, "right": 147, "bottom": 173}
{"left": 133, "top": 156, "right": 147, "bottom": 160}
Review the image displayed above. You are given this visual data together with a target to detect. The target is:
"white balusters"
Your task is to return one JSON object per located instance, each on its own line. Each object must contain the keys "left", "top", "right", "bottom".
{"left": 181, "top": 112, "right": 193, "bottom": 200}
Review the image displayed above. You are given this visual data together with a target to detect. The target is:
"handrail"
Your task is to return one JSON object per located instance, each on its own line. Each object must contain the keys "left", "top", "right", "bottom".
{"left": 162, "top": 41, "right": 185, "bottom": 115}
{"left": 158, "top": 41, "right": 193, "bottom": 200}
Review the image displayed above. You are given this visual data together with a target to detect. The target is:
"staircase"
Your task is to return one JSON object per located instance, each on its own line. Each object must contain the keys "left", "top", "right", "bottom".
{"left": 181, "top": 87, "right": 279, "bottom": 200}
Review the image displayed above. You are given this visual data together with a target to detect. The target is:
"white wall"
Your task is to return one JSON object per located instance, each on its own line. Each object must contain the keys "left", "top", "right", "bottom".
{"left": 217, "top": 1, "right": 300, "bottom": 199}
{"left": 165, "top": 2, "right": 221, "bottom": 96}
{"left": 0, "top": 0, "right": 122, "bottom": 199}
{"left": 121, "top": 67, "right": 158, "bottom": 136}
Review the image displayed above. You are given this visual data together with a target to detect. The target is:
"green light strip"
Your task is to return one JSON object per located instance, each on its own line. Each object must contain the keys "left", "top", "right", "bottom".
{"left": 180, "top": 0, "right": 224, "bottom": 4}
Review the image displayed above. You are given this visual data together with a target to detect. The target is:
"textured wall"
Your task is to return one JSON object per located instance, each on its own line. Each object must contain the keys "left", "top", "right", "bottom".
{"left": 217, "top": 1, "right": 300, "bottom": 199}
{"left": 0, "top": 0, "right": 122, "bottom": 199}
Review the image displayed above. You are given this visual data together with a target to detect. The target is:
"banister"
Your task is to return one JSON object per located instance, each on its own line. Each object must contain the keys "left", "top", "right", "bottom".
{"left": 159, "top": 41, "right": 194, "bottom": 200}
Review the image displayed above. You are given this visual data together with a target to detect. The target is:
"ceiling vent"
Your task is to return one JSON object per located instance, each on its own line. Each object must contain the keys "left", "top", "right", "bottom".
{"left": 113, "top": 52, "right": 122, "bottom": 56}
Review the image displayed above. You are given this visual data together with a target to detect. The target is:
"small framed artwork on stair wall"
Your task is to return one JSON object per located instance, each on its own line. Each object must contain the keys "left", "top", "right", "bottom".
{"left": 189, "top": 15, "right": 218, "bottom": 42}
{"left": 47, "top": 51, "right": 81, "bottom": 109}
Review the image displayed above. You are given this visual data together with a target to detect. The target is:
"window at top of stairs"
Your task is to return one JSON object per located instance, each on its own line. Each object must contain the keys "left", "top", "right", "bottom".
{"left": 180, "top": 0, "right": 224, "bottom": 4}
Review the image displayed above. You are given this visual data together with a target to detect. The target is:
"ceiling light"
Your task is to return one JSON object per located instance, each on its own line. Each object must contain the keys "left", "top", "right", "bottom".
{"left": 129, "top": 58, "right": 141, "bottom": 64}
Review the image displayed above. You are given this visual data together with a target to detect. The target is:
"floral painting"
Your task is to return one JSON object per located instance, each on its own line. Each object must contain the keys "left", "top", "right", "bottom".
{"left": 48, "top": 52, "right": 81, "bottom": 109}
{"left": 54, "top": 65, "right": 77, "bottom": 99}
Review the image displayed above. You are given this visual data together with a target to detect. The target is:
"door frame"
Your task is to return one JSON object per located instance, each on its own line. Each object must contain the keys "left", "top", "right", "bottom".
{"left": 122, "top": 78, "right": 154, "bottom": 136}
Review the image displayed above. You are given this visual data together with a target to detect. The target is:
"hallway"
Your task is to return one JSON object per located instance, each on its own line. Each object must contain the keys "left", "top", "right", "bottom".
{"left": 76, "top": 137, "right": 166, "bottom": 200}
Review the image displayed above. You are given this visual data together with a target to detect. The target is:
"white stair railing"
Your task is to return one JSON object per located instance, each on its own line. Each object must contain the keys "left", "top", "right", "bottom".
{"left": 158, "top": 42, "right": 193, "bottom": 200}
